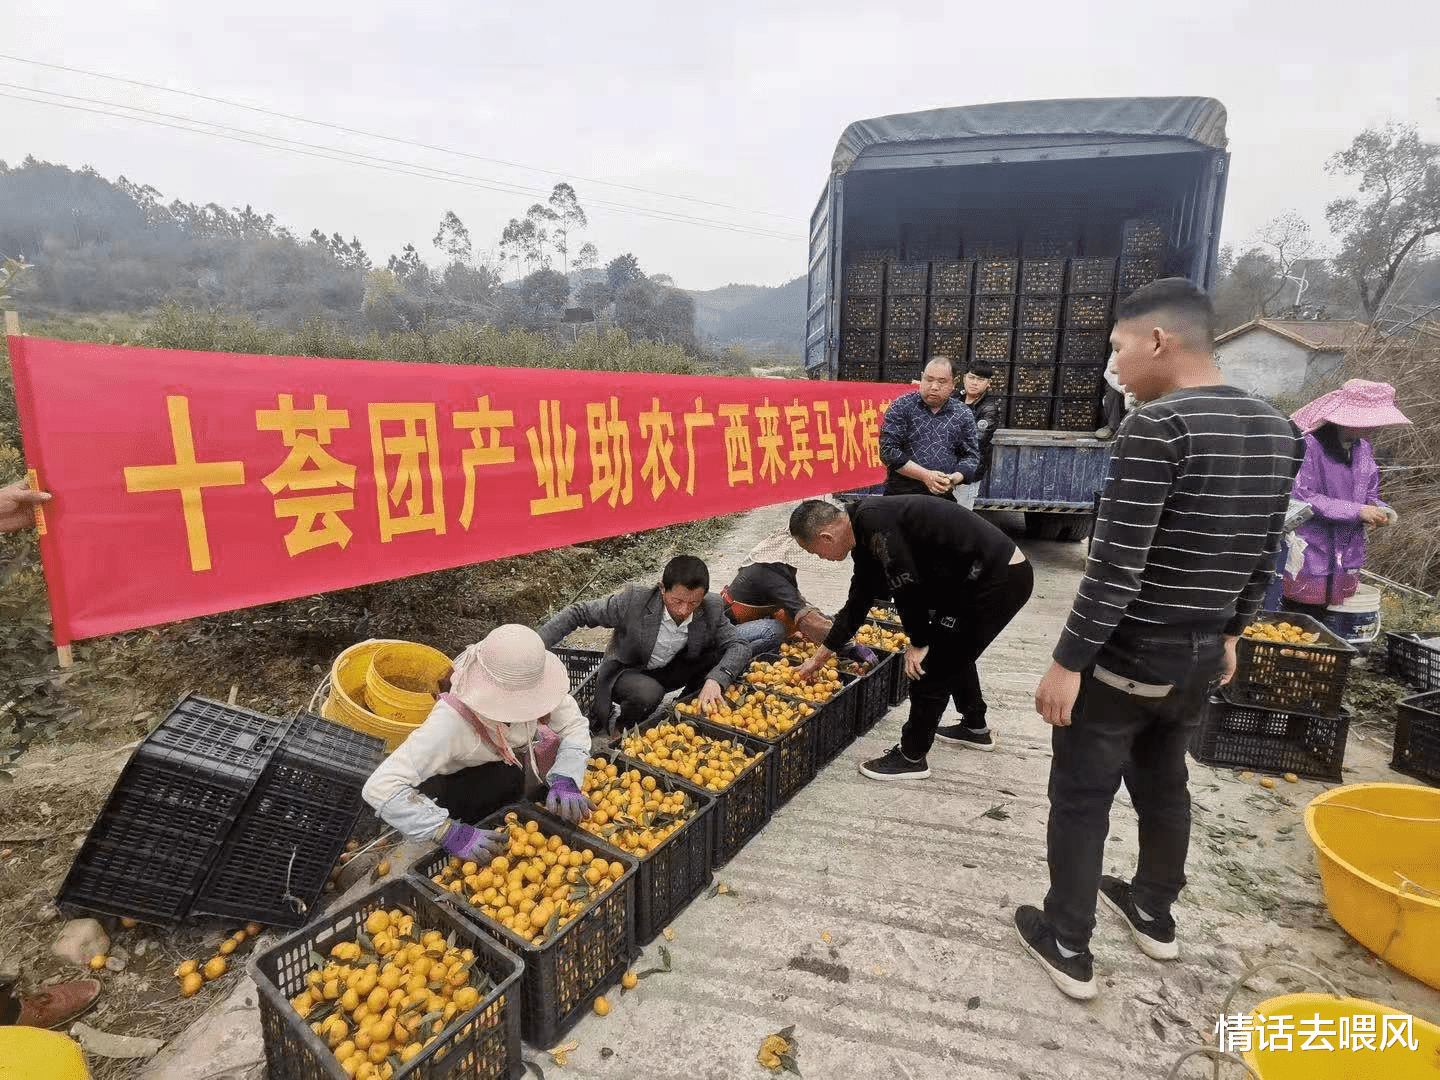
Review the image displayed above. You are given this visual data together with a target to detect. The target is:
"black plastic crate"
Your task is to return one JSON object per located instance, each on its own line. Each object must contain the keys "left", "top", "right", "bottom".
{"left": 678, "top": 680, "right": 816, "bottom": 810}
{"left": 882, "top": 357, "right": 924, "bottom": 384}
{"left": 886, "top": 260, "right": 929, "bottom": 296}
{"left": 842, "top": 296, "right": 881, "bottom": 330}
{"left": 1231, "top": 613, "right": 1357, "bottom": 717}
{"left": 1121, "top": 217, "right": 1167, "bottom": 257}
{"left": 1012, "top": 365, "right": 1056, "bottom": 396}
{"left": 973, "top": 295, "right": 1016, "bottom": 329}
{"left": 838, "top": 359, "right": 880, "bottom": 383}
{"left": 1067, "top": 257, "right": 1117, "bottom": 293}
{"left": 412, "top": 804, "right": 635, "bottom": 1049}
{"left": 738, "top": 655, "right": 857, "bottom": 777}
{"left": 1058, "top": 364, "right": 1105, "bottom": 397}
{"left": 1118, "top": 255, "right": 1162, "bottom": 295}
{"left": 853, "top": 652, "right": 895, "bottom": 736}
{"left": 1023, "top": 224, "right": 1078, "bottom": 258}
{"left": 929, "top": 259, "right": 974, "bottom": 296}
{"left": 1008, "top": 396, "right": 1052, "bottom": 430}
{"left": 1387, "top": 632, "right": 1440, "bottom": 692}
{"left": 58, "top": 696, "right": 293, "bottom": 925}
{"left": 553, "top": 647, "right": 604, "bottom": 716}
{"left": 1020, "top": 259, "right": 1066, "bottom": 294}
{"left": 925, "top": 329, "right": 968, "bottom": 361}
{"left": 1392, "top": 691, "right": 1440, "bottom": 785}
{"left": 573, "top": 751, "right": 715, "bottom": 945}
{"left": 192, "top": 715, "right": 384, "bottom": 927}
{"left": 976, "top": 259, "right": 1020, "bottom": 294}
{"left": 884, "top": 294, "right": 926, "bottom": 330}
{"left": 1015, "top": 330, "right": 1059, "bottom": 365}
{"left": 1190, "top": 692, "right": 1350, "bottom": 781}
{"left": 1017, "top": 294, "right": 1061, "bottom": 328}
{"left": 1064, "top": 294, "right": 1113, "bottom": 330}
{"left": 970, "top": 330, "right": 1012, "bottom": 363}
{"left": 927, "top": 296, "right": 970, "bottom": 329}
{"left": 1060, "top": 330, "right": 1110, "bottom": 363}
{"left": 983, "top": 364, "right": 1012, "bottom": 397}
{"left": 844, "top": 260, "right": 884, "bottom": 294}
{"left": 884, "top": 330, "right": 924, "bottom": 370}
{"left": 621, "top": 715, "right": 771, "bottom": 869}
{"left": 1052, "top": 396, "right": 1100, "bottom": 431}
{"left": 253, "top": 878, "right": 522, "bottom": 1080}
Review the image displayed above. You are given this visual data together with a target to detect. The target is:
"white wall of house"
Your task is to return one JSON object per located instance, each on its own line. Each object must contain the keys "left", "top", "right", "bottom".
{"left": 1215, "top": 331, "right": 1342, "bottom": 397}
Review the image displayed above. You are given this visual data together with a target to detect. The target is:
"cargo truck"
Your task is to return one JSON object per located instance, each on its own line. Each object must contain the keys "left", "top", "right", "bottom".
{"left": 806, "top": 97, "right": 1230, "bottom": 539}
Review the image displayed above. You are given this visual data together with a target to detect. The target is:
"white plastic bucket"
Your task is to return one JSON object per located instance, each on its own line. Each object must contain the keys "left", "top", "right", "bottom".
{"left": 1324, "top": 583, "right": 1382, "bottom": 647}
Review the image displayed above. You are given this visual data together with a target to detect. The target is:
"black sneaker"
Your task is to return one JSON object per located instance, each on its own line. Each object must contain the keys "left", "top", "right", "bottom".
{"left": 1014, "top": 905, "right": 1097, "bottom": 1001}
{"left": 934, "top": 723, "right": 995, "bottom": 752}
{"left": 858, "top": 745, "right": 930, "bottom": 781}
{"left": 1098, "top": 876, "right": 1178, "bottom": 961}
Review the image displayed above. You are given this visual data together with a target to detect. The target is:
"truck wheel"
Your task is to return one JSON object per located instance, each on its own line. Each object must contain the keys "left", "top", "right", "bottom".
{"left": 1057, "top": 518, "right": 1092, "bottom": 543}
{"left": 1023, "top": 512, "right": 1066, "bottom": 540}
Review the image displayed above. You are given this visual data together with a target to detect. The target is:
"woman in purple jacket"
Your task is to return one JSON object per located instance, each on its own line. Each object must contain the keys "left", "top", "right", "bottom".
{"left": 1281, "top": 379, "right": 1410, "bottom": 621}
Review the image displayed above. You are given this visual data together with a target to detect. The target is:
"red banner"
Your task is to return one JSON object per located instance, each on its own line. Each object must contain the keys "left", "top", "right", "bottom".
{"left": 9, "top": 337, "right": 901, "bottom": 644}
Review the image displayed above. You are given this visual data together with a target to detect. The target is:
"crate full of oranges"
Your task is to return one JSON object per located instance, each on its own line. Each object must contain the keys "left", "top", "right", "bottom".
{"left": 619, "top": 717, "right": 772, "bottom": 868}
{"left": 408, "top": 805, "right": 635, "bottom": 1047}
{"left": 251, "top": 878, "right": 522, "bottom": 1080}
{"left": 574, "top": 754, "right": 716, "bottom": 944}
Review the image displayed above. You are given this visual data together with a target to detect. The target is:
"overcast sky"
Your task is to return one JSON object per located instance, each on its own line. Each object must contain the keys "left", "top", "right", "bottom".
{"left": 4, "top": 1, "right": 1438, "bottom": 291}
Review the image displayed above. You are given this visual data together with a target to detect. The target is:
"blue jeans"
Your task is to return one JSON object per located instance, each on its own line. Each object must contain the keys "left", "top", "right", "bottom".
{"left": 731, "top": 616, "right": 786, "bottom": 658}
{"left": 1044, "top": 628, "right": 1224, "bottom": 949}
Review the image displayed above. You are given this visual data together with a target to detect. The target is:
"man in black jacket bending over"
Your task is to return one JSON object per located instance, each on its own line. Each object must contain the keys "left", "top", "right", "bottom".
{"left": 788, "top": 496, "right": 1032, "bottom": 778}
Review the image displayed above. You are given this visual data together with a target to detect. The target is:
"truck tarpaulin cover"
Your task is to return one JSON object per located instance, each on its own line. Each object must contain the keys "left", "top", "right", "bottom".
{"left": 9, "top": 336, "right": 903, "bottom": 644}
{"left": 831, "top": 96, "right": 1228, "bottom": 175}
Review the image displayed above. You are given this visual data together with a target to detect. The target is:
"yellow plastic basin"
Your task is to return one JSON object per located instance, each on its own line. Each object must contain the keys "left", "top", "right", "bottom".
{"left": 1243, "top": 993, "right": 1440, "bottom": 1077}
{"left": 0, "top": 1026, "right": 90, "bottom": 1079}
{"left": 1304, "top": 783, "right": 1440, "bottom": 990}
{"left": 364, "top": 641, "right": 451, "bottom": 724}
{"left": 324, "top": 639, "right": 441, "bottom": 751}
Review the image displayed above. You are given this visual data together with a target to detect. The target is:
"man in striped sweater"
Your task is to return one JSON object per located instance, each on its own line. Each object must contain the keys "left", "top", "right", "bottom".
{"left": 1015, "top": 279, "right": 1304, "bottom": 1001}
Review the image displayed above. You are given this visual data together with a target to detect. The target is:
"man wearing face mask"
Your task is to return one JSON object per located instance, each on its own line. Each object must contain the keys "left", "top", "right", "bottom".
{"left": 539, "top": 555, "right": 749, "bottom": 731}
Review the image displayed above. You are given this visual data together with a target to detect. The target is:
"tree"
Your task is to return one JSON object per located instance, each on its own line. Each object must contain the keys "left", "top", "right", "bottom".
{"left": 547, "top": 183, "right": 588, "bottom": 273}
{"left": 1253, "top": 211, "right": 1316, "bottom": 315}
{"left": 511, "top": 268, "right": 570, "bottom": 331}
{"left": 499, "top": 217, "right": 536, "bottom": 281}
{"left": 524, "top": 203, "right": 558, "bottom": 268}
{"left": 1325, "top": 122, "right": 1440, "bottom": 319}
{"left": 432, "top": 210, "right": 473, "bottom": 264}
{"left": 386, "top": 244, "right": 426, "bottom": 284}
{"left": 574, "top": 242, "right": 600, "bottom": 272}
{"left": 606, "top": 252, "right": 644, "bottom": 290}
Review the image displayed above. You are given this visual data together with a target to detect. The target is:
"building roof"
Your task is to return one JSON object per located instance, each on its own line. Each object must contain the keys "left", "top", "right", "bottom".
{"left": 1215, "top": 318, "right": 1372, "bottom": 352}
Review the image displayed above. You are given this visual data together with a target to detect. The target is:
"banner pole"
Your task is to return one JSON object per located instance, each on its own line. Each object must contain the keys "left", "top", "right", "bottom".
{"left": 5, "top": 311, "right": 72, "bottom": 668}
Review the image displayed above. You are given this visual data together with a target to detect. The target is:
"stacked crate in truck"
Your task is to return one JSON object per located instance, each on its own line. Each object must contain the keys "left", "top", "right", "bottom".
{"left": 925, "top": 258, "right": 972, "bottom": 382}
{"left": 882, "top": 260, "right": 927, "bottom": 383}
{"left": 839, "top": 255, "right": 884, "bottom": 381}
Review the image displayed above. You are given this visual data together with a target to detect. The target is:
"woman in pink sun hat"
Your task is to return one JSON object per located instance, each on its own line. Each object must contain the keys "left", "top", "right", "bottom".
{"left": 1281, "top": 379, "right": 1410, "bottom": 620}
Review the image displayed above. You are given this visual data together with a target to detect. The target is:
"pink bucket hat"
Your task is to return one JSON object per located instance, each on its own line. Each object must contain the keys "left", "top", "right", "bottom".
{"left": 1290, "top": 379, "right": 1411, "bottom": 434}
{"left": 448, "top": 624, "right": 570, "bottom": 724}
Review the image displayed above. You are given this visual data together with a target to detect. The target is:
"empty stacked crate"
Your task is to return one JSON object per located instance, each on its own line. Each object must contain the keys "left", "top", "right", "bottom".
{"left": 840, "top": 257, "right": 884, "bottom": 381}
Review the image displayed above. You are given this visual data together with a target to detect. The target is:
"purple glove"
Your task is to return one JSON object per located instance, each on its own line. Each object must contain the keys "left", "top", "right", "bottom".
{"left": 440, "top": 822, "right": 508, "bottom": 862}
{"left": 838, "top": 642, "right": 879, "bottom": 667}
{"left": 545, "top": 777, "right": 592, "bottom": 823}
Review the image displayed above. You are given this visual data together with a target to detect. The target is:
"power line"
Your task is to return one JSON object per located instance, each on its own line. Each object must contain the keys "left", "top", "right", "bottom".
{"left": 0, "top": 52, "right": 803, "bottom": 223}
{"left": 0, "top": 88, "right": 806, "bottom": 244}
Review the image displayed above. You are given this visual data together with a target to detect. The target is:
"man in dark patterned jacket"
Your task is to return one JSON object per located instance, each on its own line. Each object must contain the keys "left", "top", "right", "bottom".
{"left": 877, "top": 356, "right": 981, "bottom": 501}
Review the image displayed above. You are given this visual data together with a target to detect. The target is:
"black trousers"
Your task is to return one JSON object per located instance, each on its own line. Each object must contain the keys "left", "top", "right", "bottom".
{"left": 419, "top": 760, "right": 525, "bottom": 826}
{"left": 1044, "top": 629, "right": 1224, "bottom": 949}
{"left": 1280, "top": 597, "right": 1330, "bottom": 622}
{"left": 900, "top": 560, "right": 1034, "bottom": 758}
{"left": 612, "top": 651, "right": 714, "bottom": 726}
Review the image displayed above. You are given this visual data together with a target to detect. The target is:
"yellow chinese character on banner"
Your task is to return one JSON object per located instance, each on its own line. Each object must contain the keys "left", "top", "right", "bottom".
{"left": 638, "top": 397, "right": 681, "bottom": 500}
{"left": 369, "top": 404, "right": 447, "bottom": 541}
{"left": 682, "top": 397, "right": 716, "bottom": 495}
{"left": 754, "top": 399, "right": 785, "bottom": 484}
{"left": 123, "top": 396, "right": 246, "bottom": 572}
{"left": 586, "top": 397, "right": 633, "bottom": 508}
{"left": 256, "top": 393, "right": 357, "bottom": 556}
{"left": 453, "top": 395, "right": 515, "bottom": 530}
{"left": 837, "top": 399, "right": 862, "bottom": 471}
{"left": 525, "top": 400, "right": 584, "bottom": 516}
{"left": 718, "top": 404, "right": 754, "bottom": 487}
{"left": 858, "top": 399, "right": 882, "bottom": 468}
{"left": 784, "top": 400, "right": 814, "bottom": 479}
{"left": 812, "top": 400, "right": 838, "bottom": 473}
